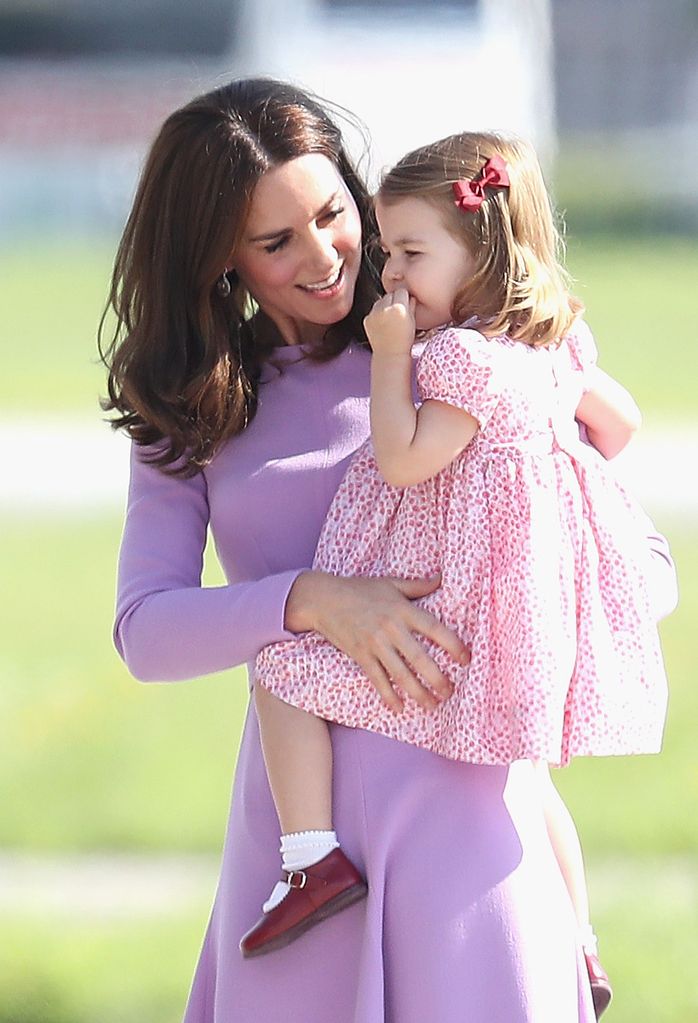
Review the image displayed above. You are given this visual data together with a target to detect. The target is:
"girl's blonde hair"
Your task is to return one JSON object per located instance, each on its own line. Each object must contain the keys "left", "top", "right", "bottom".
{"left": 378, "top": 131, "right": 583, "bottom": 346}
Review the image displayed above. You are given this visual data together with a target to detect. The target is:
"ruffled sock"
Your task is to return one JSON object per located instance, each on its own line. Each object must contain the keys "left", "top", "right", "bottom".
{"left": 262, "top": 830, "right": 340, "bottom": 912}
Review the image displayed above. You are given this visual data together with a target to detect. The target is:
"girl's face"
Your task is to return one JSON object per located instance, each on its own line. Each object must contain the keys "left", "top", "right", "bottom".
{"left": 375, "top": 196, "right": 474, "bottom": 331}
{"left": 233, "top": 154, "right": 363, "bottom": 346}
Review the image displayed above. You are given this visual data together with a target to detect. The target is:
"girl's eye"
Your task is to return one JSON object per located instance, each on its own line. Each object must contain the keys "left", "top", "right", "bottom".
{"left": 264, "top": 235, "right": 290, "bottom": 254}
{"left": 405, "top": 251, "right": 421, "bottom": 259}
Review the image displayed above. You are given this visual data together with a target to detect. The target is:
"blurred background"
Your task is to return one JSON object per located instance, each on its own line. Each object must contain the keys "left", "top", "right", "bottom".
{"left": 1, "top": 1, "right": 697, "bottom": 1020}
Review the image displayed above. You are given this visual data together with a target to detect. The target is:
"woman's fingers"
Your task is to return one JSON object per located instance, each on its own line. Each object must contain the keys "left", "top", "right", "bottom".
{"left": 395, "top": 631, "right": 454, "bottom": 700}
{"left": 410, "top": 606, "right": 471, "bottom": 666}
{"left": 391, "top": 574, "right": 441, "bottom": 599}
{"left": 391, "top": 576, "right": 470, "bottom": 666}
{"left": 306, "top": 572, "right": 468, "bottom": 708}
{"left": 374, "top": 640, "right": 440, "bottom": 711}
{"left": 356, "top": 654, "right": 404, "bottom": 713}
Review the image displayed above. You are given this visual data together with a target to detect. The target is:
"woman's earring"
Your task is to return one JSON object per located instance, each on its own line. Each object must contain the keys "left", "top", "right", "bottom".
{"left": 217, "top": 272, "right": 232, "bottom": 298}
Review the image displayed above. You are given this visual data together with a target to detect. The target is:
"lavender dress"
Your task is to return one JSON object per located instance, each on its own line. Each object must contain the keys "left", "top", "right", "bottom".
{"left": 115, "top": 341, "right": 622, "bottom": 1022}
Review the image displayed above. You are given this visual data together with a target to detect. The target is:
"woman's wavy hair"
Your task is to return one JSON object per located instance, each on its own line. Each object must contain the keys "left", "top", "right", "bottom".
{"left": 378, "top": 131, "right": 582, "bottom": 346}
{"left": 98, "top": 78, "right": 381, "bottom": 475}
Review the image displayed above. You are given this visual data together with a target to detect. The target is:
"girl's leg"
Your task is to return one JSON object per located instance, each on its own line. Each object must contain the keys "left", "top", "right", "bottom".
{"left": 241, "top": 683, "right": 367, "bottom": 957}
{"left": 534, "top": 761, "right": 591, "bottom": 933}
{"left": 534, "top": 761, "right": 613, "bottom": 1016}
{"left": 254, "top": 681, "right": 333, "bottom": 833}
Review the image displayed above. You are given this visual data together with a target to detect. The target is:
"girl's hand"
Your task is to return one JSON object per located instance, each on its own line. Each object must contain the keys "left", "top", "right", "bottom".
{"left": 364, "top": 288, "right": 417, "bottom": 357}
{"left": 284, "top": 570, "right": 470, "bottom": 713}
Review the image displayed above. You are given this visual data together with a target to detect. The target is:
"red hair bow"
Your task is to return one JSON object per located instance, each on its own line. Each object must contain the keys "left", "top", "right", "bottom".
{"left": 452, "top": 155, "right": 510, "bottom": 213}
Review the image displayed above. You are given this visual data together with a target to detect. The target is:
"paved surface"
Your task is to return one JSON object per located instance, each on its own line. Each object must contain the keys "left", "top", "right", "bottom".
{"left": 0, "top": 849, "right": 694, "bottom": 921}
{"left": 0, "top": 851, "right": 219, "bottom": 920}
{"left": 3, "top": 415, "right": 698, "bottom": 519}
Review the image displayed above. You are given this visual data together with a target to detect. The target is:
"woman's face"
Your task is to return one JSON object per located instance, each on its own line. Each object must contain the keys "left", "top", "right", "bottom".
{"left": 232, "top": 154, "right": 363, "bottom": 345}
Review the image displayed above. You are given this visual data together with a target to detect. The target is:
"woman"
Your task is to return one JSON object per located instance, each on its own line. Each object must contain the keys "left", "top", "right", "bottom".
{"left": 100, "top": 77, "right": 656, "bottom": 1021}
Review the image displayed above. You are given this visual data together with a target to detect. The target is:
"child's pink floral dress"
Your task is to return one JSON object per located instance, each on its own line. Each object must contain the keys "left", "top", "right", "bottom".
{"left": 255, "top": 322, "right": 668, "bottom": 766}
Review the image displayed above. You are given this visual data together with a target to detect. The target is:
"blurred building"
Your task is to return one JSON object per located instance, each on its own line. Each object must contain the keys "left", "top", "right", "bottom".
{"left": 551, "top": 0, "right": 698, "bottom": 226}
{"left": 553, "top": 0, "right": 698, "bottom": 134}
{"left": 0, "top": 0, "right": 696, "bottom": 237}
{"left": 0, "top": 0, "right": 554, "bottom": 236}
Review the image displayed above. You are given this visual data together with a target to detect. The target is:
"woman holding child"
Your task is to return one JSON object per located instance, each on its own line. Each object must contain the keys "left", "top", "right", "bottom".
{"left": 102, "top": 77, "right": 674, "bottom": 1022}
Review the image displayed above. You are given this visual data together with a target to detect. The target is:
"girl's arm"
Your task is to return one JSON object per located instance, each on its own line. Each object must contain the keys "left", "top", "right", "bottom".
{"left": 366, "top": 291, "right": 478, "bottom": 487}
{"left": 575, "top": 367, "right": 642, "bottom": 460}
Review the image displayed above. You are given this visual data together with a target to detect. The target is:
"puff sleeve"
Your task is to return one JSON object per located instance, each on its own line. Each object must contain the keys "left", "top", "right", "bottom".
{"left": 565, "top": 319, "right": 598, "bottom": 393}
{"left": 416, "top": 327, "right": 506, "bottom": 430}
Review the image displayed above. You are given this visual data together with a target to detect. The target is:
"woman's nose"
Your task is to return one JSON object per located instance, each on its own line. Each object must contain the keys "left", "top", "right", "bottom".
{"left": 307, "top": 227, "right": 338, "bottom": 273}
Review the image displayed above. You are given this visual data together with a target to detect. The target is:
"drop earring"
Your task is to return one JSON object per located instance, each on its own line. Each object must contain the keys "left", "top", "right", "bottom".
{"left": 217, "top": 272, "right": 232, "bottom": 298}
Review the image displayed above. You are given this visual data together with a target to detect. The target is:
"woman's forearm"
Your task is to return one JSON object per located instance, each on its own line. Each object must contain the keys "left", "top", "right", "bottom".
{"left": 115, "top": 442, "right": 305, "bottom": 681}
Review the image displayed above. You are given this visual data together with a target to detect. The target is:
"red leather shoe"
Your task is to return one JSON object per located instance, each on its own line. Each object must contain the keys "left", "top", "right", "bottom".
{"left": 240, "top": 848, "right": 368, "bottom": 958}
{"left": 584, "top": 951, "right": 613, "bottom": 1019}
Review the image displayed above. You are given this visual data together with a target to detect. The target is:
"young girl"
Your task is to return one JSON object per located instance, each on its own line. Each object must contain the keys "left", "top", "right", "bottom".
{"left": 242, "top": 131, "right": 668, "bottom": 1014}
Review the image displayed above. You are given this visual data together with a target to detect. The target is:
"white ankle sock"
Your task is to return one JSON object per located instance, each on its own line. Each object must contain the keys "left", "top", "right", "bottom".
{"left": 262, "top": 830, "right": 339, "bottom": 912}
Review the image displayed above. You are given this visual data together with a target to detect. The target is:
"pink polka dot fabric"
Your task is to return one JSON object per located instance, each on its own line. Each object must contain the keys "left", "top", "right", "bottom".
{"left": 255, "top": 322, "right": 668, "bottom": 767}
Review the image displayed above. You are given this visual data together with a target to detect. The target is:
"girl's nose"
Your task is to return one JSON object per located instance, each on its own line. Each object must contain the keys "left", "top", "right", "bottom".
{"left": 382, "top": 263, "right": 403, "bottom": 292}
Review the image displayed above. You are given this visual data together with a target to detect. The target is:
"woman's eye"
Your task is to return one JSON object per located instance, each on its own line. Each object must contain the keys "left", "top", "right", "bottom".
{"left": 264, "top": 236, "right": 290, "bottom": 254}
{"left": 319, "top": 206, "right": 344, "bottom": 225}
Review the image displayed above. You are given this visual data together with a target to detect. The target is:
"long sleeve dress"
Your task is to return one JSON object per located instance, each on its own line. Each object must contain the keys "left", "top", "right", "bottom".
{"left": 115, "top": 340, "right": 603, "bottom": 1022}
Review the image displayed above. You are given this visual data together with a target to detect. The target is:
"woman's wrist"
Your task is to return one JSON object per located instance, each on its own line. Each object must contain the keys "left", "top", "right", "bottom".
{"left": 284, "top": 570, "right": 327, "bottom": 634}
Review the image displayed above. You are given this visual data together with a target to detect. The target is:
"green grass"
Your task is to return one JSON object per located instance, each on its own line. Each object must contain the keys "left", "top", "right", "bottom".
{"left": 588, "top": 856, "right": 698, "bottom": 1023}
{"left": 0, "top": 911, "right": 206, "bottom": 1023}
{"left": 1, "top": 235, "right": 697, "bottom": 418}
{"left": 0, "top": 515, "right": 245, "bottom": 852}
{"left": 0, "top": 242, "right": 115, "bottom": 415}
{"left": 565, "top": 236, "right": 698, "bottom": 419}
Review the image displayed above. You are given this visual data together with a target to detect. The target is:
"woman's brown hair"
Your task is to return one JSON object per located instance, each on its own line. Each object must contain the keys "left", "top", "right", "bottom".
{"left": 98, "top": 78, "right": 380, "bottom": 475}
{"left": 378, "top": 131, "right": 582, "bottom": 346}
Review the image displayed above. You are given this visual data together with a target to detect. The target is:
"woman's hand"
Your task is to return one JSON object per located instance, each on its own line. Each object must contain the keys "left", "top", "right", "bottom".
{"left": 284, "top": 571, "right": 470, "bottom": 713}
{"left": 364, "top": 288, "right": 416, "bottom": 356}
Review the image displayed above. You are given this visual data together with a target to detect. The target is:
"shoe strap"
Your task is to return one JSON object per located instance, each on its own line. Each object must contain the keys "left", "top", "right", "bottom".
{"left": 284, "top": 869, "right": 308, "bottom": 889}
{"left": 284, "top": 868, "right": 331, "bottom": 890}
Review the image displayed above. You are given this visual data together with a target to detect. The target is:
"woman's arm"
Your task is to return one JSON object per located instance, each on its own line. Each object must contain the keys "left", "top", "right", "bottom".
{"left": 575, "top": 367, "right": 642, "bottom": 460}
{"left": 115, "top": 444, "right": 304, "bottom": 681}
{"left": 117, "top": 442, "right": 470, "bottom": 697}
{"left": 366, "top": 291, "right": 478, "bottom": 487}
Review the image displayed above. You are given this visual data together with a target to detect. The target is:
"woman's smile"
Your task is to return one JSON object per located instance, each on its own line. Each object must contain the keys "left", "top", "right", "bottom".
{"left": 298, "top": 263, "right": 345, "bottom": 295}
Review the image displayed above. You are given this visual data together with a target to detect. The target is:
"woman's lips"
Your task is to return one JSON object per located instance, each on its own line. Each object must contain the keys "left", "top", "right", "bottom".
{"left": 297, "top": 264, "right": 345, "bottom": 298}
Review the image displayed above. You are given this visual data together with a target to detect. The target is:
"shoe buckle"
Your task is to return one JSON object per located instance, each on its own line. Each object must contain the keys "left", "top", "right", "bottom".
{"left": 285, "top": 869, "right": 308, "bottom": 889}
